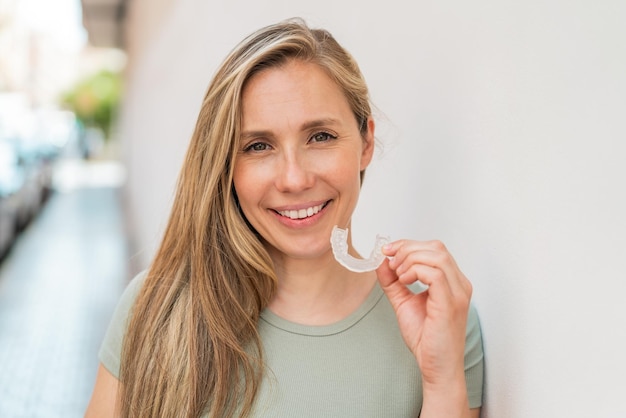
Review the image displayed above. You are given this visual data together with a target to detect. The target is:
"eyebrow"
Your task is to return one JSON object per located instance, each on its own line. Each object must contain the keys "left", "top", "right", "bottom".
{"left": 241, "top": 118, "right": 341, "bottom": 140}
{"left": 301, "top": 118, "right": 340, "bottom": 130}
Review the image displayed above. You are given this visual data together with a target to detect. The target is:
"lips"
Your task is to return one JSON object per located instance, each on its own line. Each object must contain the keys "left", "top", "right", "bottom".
{"left": 275, "top": 201, "right": 328, "bottom": 220}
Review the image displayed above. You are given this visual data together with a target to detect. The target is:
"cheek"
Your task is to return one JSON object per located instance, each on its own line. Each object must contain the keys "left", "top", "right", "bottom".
{"left": 233, "top": 161, "right": 273, "bottom": 213}
{"left": 233, "top": 165, "right": 255, "bottom": 209}
{"left": 322, "top": 151, "right": 363, "bottom": 185}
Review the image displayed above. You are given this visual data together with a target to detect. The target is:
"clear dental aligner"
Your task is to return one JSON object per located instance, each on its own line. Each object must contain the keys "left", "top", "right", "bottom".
{"left": 330, "top": 225, "right": 390, "bottom": 273}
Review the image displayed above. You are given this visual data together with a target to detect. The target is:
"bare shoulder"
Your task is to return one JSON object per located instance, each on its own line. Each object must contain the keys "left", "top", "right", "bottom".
{"left": 84, "top": 364, "right": 120, "bottom": 417}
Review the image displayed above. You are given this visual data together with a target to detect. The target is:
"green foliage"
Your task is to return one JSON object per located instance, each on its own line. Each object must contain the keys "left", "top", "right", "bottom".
{"left": 61, "top": 70, "right": 122, "bottom": 140}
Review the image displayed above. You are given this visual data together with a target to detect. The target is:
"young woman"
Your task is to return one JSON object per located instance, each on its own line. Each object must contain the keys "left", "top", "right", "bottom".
{"left": 86, "top": 18, "right": 484, "bottom": 418}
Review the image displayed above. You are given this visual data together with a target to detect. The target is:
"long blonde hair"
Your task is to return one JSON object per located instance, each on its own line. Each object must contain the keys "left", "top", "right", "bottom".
{"left": 119, "top": 18, "right": 372, "bottom": 417}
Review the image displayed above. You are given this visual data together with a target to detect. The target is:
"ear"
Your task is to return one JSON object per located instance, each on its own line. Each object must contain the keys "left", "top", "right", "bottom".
{"left": 360, "top": 116, "right": 375, "bottom": 170}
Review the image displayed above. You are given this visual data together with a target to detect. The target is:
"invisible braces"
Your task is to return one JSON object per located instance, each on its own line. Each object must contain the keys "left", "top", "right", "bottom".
{"left": 330, "top": 225, "right": 389, "bottom": 273}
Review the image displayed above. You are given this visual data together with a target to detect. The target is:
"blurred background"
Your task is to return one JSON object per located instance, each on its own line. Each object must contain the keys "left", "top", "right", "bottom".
{"left": 0, "top": 0, "right": 129, "bottom": 416}
{"left": 1, "top": 0, "right": 625, "bottom": 417}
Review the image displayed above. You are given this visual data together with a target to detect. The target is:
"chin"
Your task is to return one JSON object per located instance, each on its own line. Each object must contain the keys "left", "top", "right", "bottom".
{"left": 269, "top": 240, "right": 330, "bottom": 261}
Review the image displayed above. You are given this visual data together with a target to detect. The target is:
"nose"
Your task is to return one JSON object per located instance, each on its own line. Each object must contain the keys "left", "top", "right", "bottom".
{"left": 275, "top": 151, "right": 314, "bottom": 193}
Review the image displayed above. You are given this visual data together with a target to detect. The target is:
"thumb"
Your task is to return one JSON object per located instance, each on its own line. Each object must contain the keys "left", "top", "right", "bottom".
{"left": 376, "top": 257, "right": 397, "bottom": 288}
{"left": 376, "top": 258, "right": 414, "bottom": 308}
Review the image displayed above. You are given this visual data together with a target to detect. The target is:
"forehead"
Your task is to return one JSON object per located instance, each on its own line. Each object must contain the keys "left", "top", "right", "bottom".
{"left": 241, "top": 60, "right": 353, "bottom": 129}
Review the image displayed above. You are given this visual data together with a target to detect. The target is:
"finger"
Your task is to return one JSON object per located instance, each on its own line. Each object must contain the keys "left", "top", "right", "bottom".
{"left": 376, "top": 255, "right": 398, "bottom": 288}
{"left": 396, "top": 249, "right": 460, "bottom": 289}
{"left": 384, "top": 239, "right": 450, "bottom": 254}
{"left": 398, "top": 262, "right": 472, "bottom": 323}
{"left": 397, "top": 262, "right": 453, "bottom": 297}
{"left": 376, "top": 258, "right": 419, "bottom": 308}
{"left": 401, "top": 256, "right": 471, "bottom": 304}
{"left": 388, "top": 240, "right": 470, "bottom": 297}
{"left": 390, "top": 240, "right": 458, "bottom": 270}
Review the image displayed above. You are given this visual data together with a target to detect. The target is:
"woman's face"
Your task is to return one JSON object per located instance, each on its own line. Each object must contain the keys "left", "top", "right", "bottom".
{"left": 233, "top": 60, "right": 374, "bottom": 262}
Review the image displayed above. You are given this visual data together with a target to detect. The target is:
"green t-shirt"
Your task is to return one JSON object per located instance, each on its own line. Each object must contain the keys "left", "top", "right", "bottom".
{"left": 99, "top": 273, "right": 484, "bottom": 416}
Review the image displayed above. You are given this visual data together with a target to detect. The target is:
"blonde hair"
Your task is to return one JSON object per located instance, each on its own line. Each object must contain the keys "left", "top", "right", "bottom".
{"left": 119, "top": 18, "right": 372, "bottom": 417}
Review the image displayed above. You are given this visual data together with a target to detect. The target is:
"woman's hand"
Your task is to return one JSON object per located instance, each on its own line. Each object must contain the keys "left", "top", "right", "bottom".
{"left": 376, "top": 239, "right": 473, "bottom": 416}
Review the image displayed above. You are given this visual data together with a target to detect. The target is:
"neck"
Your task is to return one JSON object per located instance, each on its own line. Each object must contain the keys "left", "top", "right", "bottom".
{"left": 266, "top": 248, "right": 377, "bottom": 326}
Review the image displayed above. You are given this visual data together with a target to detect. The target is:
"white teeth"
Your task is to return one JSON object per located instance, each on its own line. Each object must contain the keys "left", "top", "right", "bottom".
{"left": 278, "top": 203, "right": 324, "bottom": 220}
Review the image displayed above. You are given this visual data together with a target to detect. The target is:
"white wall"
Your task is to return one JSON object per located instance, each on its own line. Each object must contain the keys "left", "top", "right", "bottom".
{"left": 118, "top": 1, "right": 626, "bottom": 416}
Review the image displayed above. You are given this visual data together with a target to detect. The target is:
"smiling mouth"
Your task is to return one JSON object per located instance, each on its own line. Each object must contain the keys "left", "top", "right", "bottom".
{"left": 275, "top": 201, "right": 329, "bottom": 220}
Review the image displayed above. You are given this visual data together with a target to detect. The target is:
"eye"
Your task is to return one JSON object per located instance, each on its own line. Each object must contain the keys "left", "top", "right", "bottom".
{"left": 243, "top": 142, "right": 271, "bottom": 153}
{"left": 309, "top": 131, "right": 337, "bottom": 143}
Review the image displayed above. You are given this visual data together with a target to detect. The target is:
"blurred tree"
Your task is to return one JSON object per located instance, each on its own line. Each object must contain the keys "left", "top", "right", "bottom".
{"left": 61, "top": 70, "right": 121, "bottom": 141}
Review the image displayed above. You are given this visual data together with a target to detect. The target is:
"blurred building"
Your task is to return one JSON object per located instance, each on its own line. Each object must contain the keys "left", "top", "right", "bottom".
{"left": 80, "top": 0, "right": 126, "bottom": 49}
{"left": 0, "top": 0, "right": 128, "bottom": 259}
{"left": 1, "top": 0, "right": 75, "bottom": 106}
{"left": 0, "top": 0, "right": 30, "bottom": 93}
{"left": 0, "top": 0, "right": 125, "bottom": 113}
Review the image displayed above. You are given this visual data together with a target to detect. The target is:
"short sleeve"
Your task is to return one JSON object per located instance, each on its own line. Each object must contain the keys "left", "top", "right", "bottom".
{"left": 98, "top": 271, "right": 147, "bottom": 378}
{"left": 464, "top": 304, "right": 485, "bottom": 408}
